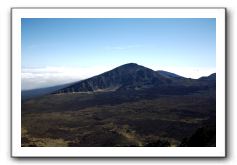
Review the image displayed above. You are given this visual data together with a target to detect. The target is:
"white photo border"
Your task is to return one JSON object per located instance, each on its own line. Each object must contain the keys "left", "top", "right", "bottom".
{"left": 11, "top": 8, "right": 226, "bottom": 157}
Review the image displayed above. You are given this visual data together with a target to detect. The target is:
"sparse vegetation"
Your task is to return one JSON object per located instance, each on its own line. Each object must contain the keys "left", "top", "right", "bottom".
{"left": 22, "top": 89, "right": 216, "bottom": 147}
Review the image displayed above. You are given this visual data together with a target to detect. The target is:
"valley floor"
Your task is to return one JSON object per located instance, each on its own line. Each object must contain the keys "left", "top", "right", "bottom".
{"left": 21, "top": 91, "right": 216, "bottom": 147}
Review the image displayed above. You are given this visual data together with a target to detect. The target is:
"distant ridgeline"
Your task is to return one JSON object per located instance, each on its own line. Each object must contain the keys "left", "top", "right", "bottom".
{"left": 52, "top": 63, "right": 216, "bottom": 94}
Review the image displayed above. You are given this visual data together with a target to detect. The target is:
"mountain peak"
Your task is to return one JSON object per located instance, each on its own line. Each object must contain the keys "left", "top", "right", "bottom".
{"left": 52, "top": 63, "right": 216, "bottom": 94}
{"left": 53, "top": 63, "right": 165, "bottom": 93}
{"left": 115, "top": 63, "right": 141, "bottom": 69}
{"left": 198, "top": 73, "right": 216, "bottom": 81}
{"left": 209, "top": 73, "right": 216, "bottom": 77}
{"left": 121, "top": 62, "right": 138, "bottom": 66}
{"left": 122, "top": 63, "right": 138, "bottom": 66}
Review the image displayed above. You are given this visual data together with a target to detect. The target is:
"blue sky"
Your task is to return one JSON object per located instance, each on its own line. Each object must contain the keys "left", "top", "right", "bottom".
{"left": 21, "top": 18, "right": 216, "bottom": 90}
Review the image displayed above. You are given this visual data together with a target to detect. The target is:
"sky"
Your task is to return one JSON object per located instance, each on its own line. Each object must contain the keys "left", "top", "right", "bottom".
{"left": 22, "top": 18, "right": 216, "bottom": 90}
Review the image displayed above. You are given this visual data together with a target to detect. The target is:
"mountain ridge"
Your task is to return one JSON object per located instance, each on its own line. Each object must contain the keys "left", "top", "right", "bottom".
{"left": 53, "top": 63, "right": 215, "bottom": 94}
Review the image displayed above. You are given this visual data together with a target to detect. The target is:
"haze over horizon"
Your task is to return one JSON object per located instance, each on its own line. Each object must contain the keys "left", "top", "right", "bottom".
{"left": 22, "top": 18, "right": 216, "bottom": 90}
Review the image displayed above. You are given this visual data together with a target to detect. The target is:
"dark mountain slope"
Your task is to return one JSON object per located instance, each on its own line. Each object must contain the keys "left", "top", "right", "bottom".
{"left": 157, "top": 70, "right": 184, "bottom": 79}
{"left": 53, "top": 63, "right": 216, "bottom": 94}
{"left": 198, "top": 73, "right": 216, "bottom": 82}
{"left": 54, "top": 63, "right": 172, "bottom": 93}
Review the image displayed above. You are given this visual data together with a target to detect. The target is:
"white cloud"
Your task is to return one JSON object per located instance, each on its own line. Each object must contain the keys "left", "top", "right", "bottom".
{"left": 21, "top": 66, "right": 115, "bottom": 90}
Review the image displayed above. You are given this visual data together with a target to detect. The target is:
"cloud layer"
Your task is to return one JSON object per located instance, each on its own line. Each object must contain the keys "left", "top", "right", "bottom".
{"left": 21, "top": 66, "right": 115, "bottom": 90}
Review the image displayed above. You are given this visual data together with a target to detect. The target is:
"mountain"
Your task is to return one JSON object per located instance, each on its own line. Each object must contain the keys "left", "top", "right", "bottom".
{"left": 53, "top": 63, "right": 173, "bottom": 94}
{"left": 198, "top": 73, "right": 216, "bottom": 81}
{"left": 53, "top": 63, "right": 216, "bottom": 94}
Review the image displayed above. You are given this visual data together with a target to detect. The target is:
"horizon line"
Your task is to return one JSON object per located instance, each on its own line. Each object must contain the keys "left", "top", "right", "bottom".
{"left": 21, "top": 62, "right": 216, "bottom": 91}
